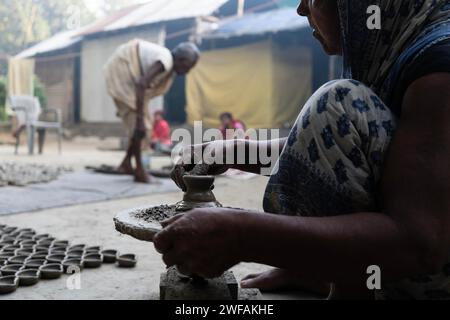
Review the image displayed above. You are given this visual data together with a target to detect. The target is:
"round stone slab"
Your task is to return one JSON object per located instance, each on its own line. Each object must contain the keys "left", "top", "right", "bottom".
{"left": 114, "top": 207, "right": 164, "bottom": 242}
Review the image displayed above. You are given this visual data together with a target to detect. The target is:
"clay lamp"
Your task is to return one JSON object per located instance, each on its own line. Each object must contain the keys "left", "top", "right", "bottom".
{"left": 19, "top": 240, "right": 37, "bottom": 247}
{"left": 52, "top": 240, "right": 70, "bottom": 248}
{"left": 24, "top": 259, "right": 47, "bottom": 270}
{"left": 62, "top": 258, "right": 84, "bottom": 272}
{"left": 16, "top": 269, "right": 40, "bottom": 287}
{"left": 2, "top": 227, "right": 18, "bottom": 234}
{"left": 27, "top": 253, "right": 47, "bottom": 261}
{"left": 49, "top": 247, "right": 67, "bottom": 255}
{"left": 0, "top": 238, "right": 15, "bottom": 246}
{"left": 85, "top": 246, "right": 102, "bottom": 253}
{"left": 15, "top": 248, "right": 35, "bottom": 256}
{"left": 117, "top": 254, "right": 137, "bottom": 268}
{"left": 7, "top": 255, "right": 29, "bottom": 265}
{"left": 46, "top": 254, "right": 66, "bottom": 264}
{"left": 37, "top": 239, "right": 54, "bottom": 248}
{"left": 16, "top": 233, "right": 34, "bottom": 241}
{"left": 16, "top": 228, "right": 36, "bottom": 235}
{"left": 0, "top": 252, "right": 15, "bottom": 259}
{"left": 34, "top": 247, "right": 50, "bottom": 254}
{"left": 1, "top": 227, "right": 18, "bottom": 234}
{"left": 2, "top": 244, "right": 21, "bottom": 253}
{"left": 0, "top": 276, "right": 19, "bottom": 295}
{"left": 68, "top": 244, "right": 86, "bottom": 251}
{"left": 175, "top": 176, "right": 223, "bottom": 212}
{"left": 39, "top": 264, "right": 63, "bottom": 280}
{"left": 0, "top": 264, "right": 23, "bottom": 276}
{"left": 32, "top": 234, "right": 50, "bottom": 241}
{"left": 66, "top": 250, "right": 84, "bottom": 259}
{"left": 83, "top": 253, "right": 103, "bottom": 268}
{"left": 101, "top": 250, "right": 118, "bottom": 263}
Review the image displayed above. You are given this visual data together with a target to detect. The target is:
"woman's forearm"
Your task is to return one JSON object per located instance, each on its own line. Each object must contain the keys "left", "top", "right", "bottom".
{"left": 230, "top": 138, "right": 287, "bottom": 175}
{"left": 235, "top": 210, "right": 428, "bottom": 285}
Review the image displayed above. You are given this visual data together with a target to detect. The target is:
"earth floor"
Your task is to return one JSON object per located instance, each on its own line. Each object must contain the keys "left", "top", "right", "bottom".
{"left": 0, "top": 136, "right": 319, "bottom": 300}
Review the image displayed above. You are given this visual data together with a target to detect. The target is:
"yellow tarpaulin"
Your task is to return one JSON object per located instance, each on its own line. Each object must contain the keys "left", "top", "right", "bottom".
{"left": 6, "top": 57, "right": 35, "bottom": 115}
{"left": 186, "top": 40, "right": 312, "bottom": 129}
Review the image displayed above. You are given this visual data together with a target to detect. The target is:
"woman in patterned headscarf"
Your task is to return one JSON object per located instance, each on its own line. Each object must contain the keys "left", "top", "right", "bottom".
{"left": 159, "top": 0, "right": 450, "bottom": 299}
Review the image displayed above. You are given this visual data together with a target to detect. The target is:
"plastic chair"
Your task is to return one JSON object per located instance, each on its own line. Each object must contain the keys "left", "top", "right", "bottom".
{"left": 9, "top": 95, "right": 63, "bottom": 155}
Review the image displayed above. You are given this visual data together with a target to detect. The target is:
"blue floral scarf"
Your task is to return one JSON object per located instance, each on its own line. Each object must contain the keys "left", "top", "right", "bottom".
{"left": 337, "top": 0, "right": 450, "bottom": 106}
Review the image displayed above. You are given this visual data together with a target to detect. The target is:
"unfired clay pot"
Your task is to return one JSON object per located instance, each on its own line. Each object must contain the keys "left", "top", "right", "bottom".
{"left": 175, "top": 176, "right": 222, "bottom": 212}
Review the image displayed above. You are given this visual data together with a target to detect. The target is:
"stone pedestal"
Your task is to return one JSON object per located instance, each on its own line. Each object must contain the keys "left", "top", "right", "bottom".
{"left": 160, "top": 267, "right": 261, "bottom": 300}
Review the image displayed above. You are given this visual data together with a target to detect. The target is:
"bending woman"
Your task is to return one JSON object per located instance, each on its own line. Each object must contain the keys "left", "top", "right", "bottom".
{"left": 156, "top": 0, "right": 450, "bottom": 299}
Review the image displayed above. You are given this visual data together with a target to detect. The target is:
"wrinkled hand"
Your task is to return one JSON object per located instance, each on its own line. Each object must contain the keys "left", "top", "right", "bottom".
{"left": 171, "top": 141, "right": 232, "bottom": 191}
{"left": 153, "top": 208, "right": 243, "bottom": 279}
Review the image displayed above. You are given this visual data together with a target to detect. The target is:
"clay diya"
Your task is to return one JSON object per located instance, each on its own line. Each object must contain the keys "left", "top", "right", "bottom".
{"left": 27, "top": 253, "right": 47, "bottom": 261}
{"left": 2, "top": 244, "right": 21, "bottom": 253}
{"left": 15, "top": 248, "right": 34, "bottom": 256}
{"left": 16, "top": 228, "right": 36, "bottom": 235}
{"left": 39, "top": 264, "right": 63, "bottom": 280}
{"left": 0, "top": 252, "right": 15, "bottom": 259}
{"left": 85, "top": 246, "right": 102, "bottom": 253}
{"left": 62, "top": 258, "right": 83, "bottom": 272}
{"left": 37, "top": 239, "right": 54, "bottom": 248}
{"left": 32, "top": 234, "right": 50, "bottom": 241}
{"left": 7, "top": 255, "right": 29, "bottom": 265}
{"left": 83, "top": 253, "right": 103, "bottom": 268}
{"left": 66, "top": 250, "right": 84, "bottom": 259}
{"left": 16, "top": 233, "right": 34, "bottom": 241}
{"left": 24, "top": 259, "right": 47, "bottom": 270}
{"left": 16, "top": 269, "right": 40, "bottom": 287}
{"left": 0, "top": 276, "right": 19, "bottom": 295}
{"left": 0, "top": 264, "right": 23, "bottom": 276}
{"left": 68, "top": 244, "right": 86, "bottom": 251}
{"left": 52, "top": 240, "right": 70, "bottom": 248}
{"left": 117, "top": 254, "right": 137, "bottom": 268}
{"left": 33, "top": 247, "right": 50, "bottom": 254}
{"left": 46, "top": 254, "right": 66, "bottom": 264}
{"left": 19, "top": 240, "right": 37, "bottom": 247}
{"left": 101, "top": 250, "right": 118, "bottom": 263}
{"left": 2, "top": 227, "right": 18, "bottom": 234}
{"left": 49, "top": 247, "right": 67, "bottom": 255}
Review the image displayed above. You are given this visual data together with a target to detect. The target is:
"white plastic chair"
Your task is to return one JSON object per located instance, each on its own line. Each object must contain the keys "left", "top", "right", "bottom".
{"left": 9, "top": 95, "right": 63, "bottom": 155}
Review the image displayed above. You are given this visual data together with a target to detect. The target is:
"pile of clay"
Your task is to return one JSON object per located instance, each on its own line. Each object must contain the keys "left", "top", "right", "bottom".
{"left": 0, "top": 224, "right": 137, "bottom": 295}
{"left": 0, "top": 162, "right": 72, "bottom": 187}
{"left": 132, "top": 205, "right": 178, "bottom": 224}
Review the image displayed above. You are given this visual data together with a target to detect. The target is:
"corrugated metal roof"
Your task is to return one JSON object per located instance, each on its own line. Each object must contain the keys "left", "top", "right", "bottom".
{"left": 16, "top": 30, "right": 81, "bottom": 58}
{"left": 81, "top": 0, "right": 229, "bottom": 36}
{"left": 17, "top": 0, "right": 230, "bottom": 58}
{"left": 202, "top": 8, "right": 310, "bottom": 39}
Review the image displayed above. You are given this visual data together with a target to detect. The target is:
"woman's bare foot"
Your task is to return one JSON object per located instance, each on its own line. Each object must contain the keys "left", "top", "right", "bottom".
{"left": 241, "top": 268, "right": 330, "bottom": 296}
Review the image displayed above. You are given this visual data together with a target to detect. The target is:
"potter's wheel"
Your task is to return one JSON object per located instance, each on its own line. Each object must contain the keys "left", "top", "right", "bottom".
{"left": 115, "top": 175, "right": 223, "bottom": 242}
{"left": 114, "top": 206, "right": 173, "bottom": 242}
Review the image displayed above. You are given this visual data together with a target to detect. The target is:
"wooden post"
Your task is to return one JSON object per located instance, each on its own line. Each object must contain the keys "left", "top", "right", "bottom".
{"left": 237, "top": 0, "right": 245, "bottom": 16}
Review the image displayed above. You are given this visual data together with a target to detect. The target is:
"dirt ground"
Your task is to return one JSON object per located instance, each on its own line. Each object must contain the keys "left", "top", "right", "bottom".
{"left": 0, "top": 136, "right": 319, "bottom": 300}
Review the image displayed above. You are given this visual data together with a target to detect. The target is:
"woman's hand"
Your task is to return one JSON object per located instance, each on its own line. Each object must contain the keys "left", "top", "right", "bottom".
{"left": 171, "top": 140, "right": 233, "bottom": 191}
{"left": 153, "top": 208, "right": 244, "bottom": 279}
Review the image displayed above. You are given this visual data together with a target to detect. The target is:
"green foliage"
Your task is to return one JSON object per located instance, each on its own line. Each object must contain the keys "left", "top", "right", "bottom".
{"left": 0, "top": 0, "right": 95, "bottom": 58}
{"left": 0, "top": 75, "right": 47, "bottom": 121}
{"left": 0, "top": 75, "right": 6, "bottom": 121}
{"left": 34, "top": 76, "right": 47, "bottom": 108}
